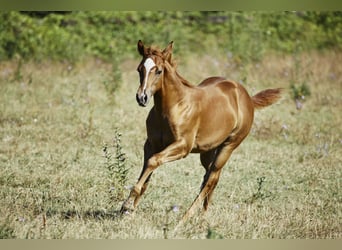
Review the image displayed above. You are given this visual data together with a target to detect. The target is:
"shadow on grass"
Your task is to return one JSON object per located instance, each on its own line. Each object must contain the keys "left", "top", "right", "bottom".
{"left": 46, "top": 209, "right": 123, "bottom": 221}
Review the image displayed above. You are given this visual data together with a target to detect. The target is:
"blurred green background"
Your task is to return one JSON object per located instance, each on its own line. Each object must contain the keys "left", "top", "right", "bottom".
{"left": 1, "top": 11, "right": 341, "bottom": 63}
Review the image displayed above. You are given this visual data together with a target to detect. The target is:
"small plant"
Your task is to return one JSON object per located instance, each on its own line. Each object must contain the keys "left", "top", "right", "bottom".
{"left": 103, "top": 129, "right": 129, "bottom": 202}
{"left": 0, "top": 223, "right": 15, "bottom": 239}
{"left": 245, "top": 176, "right": 273, "bottom": 204}
{"left": 290, "top": 82, "right": 311, "bottom": 110}
{"left": 162, "top": 205, "right": 180, "bottom": 239}
{"left": 289, "top": 39, "right": 311, "bottom": 110}
{"left": 206, "top": 228, "right": 224, "bottom": 239}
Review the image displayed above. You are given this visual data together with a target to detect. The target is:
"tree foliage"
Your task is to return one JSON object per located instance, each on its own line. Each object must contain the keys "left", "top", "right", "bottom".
{"left": 0, "top": 11, "right": 341, "bottom": 62}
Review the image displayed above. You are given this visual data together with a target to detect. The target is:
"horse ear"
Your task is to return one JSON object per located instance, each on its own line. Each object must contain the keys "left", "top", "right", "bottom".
{"left": 137, "top": 40, "right": 145, "bottom": 56}
{"left": 162, "top": 41, "right": 173, "bottom": 62}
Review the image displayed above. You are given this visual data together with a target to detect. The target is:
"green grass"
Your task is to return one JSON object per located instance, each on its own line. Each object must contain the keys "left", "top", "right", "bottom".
{"left": 0, "top": 50, "right": 341, "bottom": 239}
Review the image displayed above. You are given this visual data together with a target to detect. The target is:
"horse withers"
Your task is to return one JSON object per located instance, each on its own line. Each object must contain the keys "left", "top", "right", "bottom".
{"left": 121, "top": 40, "right": 282, "bottom": 223}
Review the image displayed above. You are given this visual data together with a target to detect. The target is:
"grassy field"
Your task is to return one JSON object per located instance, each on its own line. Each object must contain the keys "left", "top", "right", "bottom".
{"left": 0, "top": 49, "right": 341, "bottom": 239}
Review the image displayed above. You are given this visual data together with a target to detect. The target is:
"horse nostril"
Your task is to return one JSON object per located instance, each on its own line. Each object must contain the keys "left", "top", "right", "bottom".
{"left": 143, "top": 94, "right": 148, "bottom": 103}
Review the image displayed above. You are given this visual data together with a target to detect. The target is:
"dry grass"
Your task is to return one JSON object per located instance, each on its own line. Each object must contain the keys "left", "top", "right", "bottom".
{"left": 0, "top": 50, "right": 341, "bottom": 239}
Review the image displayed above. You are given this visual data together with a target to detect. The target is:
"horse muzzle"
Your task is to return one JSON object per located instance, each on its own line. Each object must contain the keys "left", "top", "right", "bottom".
{"left": 136, "top": 92, "right": 149, "bottom": 107}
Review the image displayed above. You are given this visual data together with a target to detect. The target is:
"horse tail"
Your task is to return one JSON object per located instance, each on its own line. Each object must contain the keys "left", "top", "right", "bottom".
{"left": 251, "top": 88, "right": 282, "bottom": 109}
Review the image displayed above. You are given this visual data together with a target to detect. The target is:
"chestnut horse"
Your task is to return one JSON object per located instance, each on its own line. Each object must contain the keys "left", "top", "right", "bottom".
{"left": 121, "top": 40, "right": 281, "bottom": 223}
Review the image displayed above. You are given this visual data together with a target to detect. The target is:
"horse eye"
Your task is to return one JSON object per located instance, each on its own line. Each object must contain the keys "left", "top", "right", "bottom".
{"left": 156, "top": 69, "right": 162, "bottom": 75}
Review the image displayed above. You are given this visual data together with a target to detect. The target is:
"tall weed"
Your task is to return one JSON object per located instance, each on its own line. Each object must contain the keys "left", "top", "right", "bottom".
{"left": 103, "top": 129, "right": 129, "bottom": 202}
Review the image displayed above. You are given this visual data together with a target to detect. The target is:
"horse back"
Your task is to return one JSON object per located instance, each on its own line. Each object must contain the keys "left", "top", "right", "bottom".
{"left": 198, "top": 76, "right": 227, "bottom": 87}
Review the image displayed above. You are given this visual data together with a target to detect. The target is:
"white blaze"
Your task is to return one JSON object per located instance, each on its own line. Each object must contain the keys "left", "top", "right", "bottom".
{"left": 143, "top": 57, "right": 156, "bottom": 91}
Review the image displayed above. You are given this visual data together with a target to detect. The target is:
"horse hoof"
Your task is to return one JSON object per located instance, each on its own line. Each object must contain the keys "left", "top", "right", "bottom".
{"left": 120, "top": 207, "right": 135, "bottom": 217}
{"left": 120, "top": 205, "right": 130, "bottom": 214}
{"left": 120, "top": 200, "right": 135, "bottom": 215}
{"left": 120, "top": 208, "right": 131, "bottom": 215}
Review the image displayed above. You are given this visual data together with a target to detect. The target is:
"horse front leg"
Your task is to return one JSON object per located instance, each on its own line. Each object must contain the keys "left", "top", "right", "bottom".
{"left": 120, "top": 140, "right": 154, "bottom": 213}
{"left": 121, "top": 138, "right": 190, "bottom": 213}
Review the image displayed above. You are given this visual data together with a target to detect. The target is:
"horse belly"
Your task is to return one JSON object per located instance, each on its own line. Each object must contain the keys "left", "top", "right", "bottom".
{"left": 192, "top": 109, "right": 237, "bottom": 153}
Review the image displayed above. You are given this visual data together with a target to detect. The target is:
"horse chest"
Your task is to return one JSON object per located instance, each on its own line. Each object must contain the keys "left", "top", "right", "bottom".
{"left": 147, "top": 112, "right": 175, "bottom": 149}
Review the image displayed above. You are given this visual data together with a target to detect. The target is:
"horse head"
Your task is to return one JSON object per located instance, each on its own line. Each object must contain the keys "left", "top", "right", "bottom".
{"left": 135, "top": 40, "right": 173, "bottom": 107}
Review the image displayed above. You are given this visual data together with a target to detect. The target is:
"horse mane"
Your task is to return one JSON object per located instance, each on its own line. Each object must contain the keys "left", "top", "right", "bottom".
{"left": 145, "top": 45, "right": 164, "bottom": 59}
{"left": 175, "top": 71, "right": 194, "bottom": 87}
{"left": 145, "top": 45, "right": 194, "bottom": 88}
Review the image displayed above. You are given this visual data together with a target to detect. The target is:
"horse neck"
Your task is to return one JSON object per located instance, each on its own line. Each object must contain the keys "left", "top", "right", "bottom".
{"left": 154, "top": 62, "right": 192, "bottom": 113}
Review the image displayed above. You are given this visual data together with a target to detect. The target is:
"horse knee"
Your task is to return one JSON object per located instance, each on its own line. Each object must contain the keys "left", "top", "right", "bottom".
{"left": 132, "top": 186, "right": 141, "bottom": 197}
{"left": 147, "top": 156, "right": 160, "bottom": 169}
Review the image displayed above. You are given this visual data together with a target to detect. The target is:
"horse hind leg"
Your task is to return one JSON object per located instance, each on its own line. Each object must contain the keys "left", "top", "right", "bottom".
{"left": 180, "top": 144, "right": 236, "bottom": 223}
{"left": 199, "top": 149, "right": 218, "bottom": 211}
{"left": 203, "top": 169, "right": 222, "bottom": 211}
{"left": 182, "top": 124, "right": 252, "bottom": 222}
